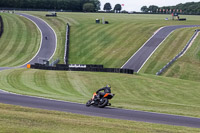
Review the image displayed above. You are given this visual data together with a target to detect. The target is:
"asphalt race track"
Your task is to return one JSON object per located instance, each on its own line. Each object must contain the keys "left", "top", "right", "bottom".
{"left": 0, "top": 93, "right": 200, "bottom": 128}
{"left": 122, "top": 25, "right": 200, "bottom": 72}
{"left": 0, "top": 14, "right": 200, "bottom": 128}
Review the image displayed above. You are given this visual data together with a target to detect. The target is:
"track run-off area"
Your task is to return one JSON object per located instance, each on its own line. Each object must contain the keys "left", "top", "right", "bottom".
{"left": 0, "top": 13, "right": 200, "bottom": 128}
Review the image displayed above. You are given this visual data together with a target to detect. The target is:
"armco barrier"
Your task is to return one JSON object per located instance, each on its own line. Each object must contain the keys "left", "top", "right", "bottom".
{"left": 64, "top": 23, "right": 70, "bottom": 64}
{"left": 156, "top": 29, "right": 200, "bottom": 75}
{"left": 30, "top": 63, "right": 134, "bottom": 74}
{"left": 0, "top": 15, "right": 4, "bottom": 37}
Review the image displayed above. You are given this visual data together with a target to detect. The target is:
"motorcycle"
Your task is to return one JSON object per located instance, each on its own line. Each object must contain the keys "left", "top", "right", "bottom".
{"left": 86, "top": 92, "right": 115, "bottom": 108}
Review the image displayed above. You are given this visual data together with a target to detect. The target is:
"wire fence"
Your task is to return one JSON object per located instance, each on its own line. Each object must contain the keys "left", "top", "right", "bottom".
{"left": 156, "top": 29, "right": 200, "bottom": 75}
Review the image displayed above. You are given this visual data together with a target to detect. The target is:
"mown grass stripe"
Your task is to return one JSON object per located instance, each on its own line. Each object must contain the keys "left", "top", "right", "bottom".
{"left": 33, "top": 70, "right": 65, "bottom": 95}
{"left": 0, "top": 15, "right": 27, "bottom": 66}
{"left": 6, "top": 69, "right": 45, "bottom": 94}
{"left": 0, "top": 14, "right": 19, "bottom": 61}
{"left": 0, "top": 14, "right": 13, "bottom": 50}
{"left": 13, "top": 16, "right": 40, "bottom": 66}
{"left": 71, "top": 24, "right": 119, "bottom": 63}
{"left": 0, "top": 14, "right": 40, "bottom": 67}
{"left": 55, "top": 71, "right": 82, "bottom": 96}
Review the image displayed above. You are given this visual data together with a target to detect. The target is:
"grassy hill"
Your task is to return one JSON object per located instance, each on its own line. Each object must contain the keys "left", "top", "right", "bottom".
{"left": 1, "top": 12, "right": 200, "bottom": 131}
{"left": 1, "top": 68, "right": 200, "bottom": 118}
{"left": 22, "top": 12, "right": 200, "bottom": 68}
{"left": 164, "top": 34, "right": 200, "bottom": 81}
{"left": 0, "top": 13, "right": 40, "bottom": 67}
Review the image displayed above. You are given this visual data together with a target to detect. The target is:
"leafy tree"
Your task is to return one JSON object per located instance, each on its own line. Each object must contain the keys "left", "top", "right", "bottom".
{"left": 148, "top": 5, "right": 158, "bottom": 13}
{"left": 141, "top": 6, "right": 148, "bottom": 13}
{"left": 114, "top": 4, "right": 122, "bottom": 13}
{"left": 83, "top": 3, "right": 95, "bottom": 12}
{"left": 89, "top": 0, "right": 100, "bottom": 11}
{"left": 103, "top": 2, "right": 112, "bottom": 12}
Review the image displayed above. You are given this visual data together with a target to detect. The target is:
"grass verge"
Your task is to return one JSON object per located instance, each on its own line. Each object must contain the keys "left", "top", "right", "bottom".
{"left": 163, "top": 32, "right": 200, "bottom": 82}
{"left": 0, "top": 103, "right": 200, "bottom": 133}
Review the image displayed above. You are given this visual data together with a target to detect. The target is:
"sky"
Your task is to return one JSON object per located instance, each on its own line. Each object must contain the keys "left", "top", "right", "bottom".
{"left": 99, "top": 0, "right": 200, "bottom": 12}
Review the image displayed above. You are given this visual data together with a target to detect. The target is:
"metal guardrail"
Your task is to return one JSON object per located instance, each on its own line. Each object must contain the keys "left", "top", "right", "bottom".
{"left": 156, "top": 29, "right": 200, "bottom": 75}
{"left": 64, "top": 23, "right": 70, "bottom": 64}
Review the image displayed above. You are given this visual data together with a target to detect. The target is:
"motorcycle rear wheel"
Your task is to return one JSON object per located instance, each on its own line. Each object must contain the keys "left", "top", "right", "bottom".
{"left": 98, "top": 98, "right": 108, "bottom": 108}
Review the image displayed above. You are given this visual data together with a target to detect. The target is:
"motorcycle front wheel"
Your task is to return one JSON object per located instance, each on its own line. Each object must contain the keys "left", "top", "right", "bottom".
{"left": 86, "top": 100, "right": 92, "bottom": 107}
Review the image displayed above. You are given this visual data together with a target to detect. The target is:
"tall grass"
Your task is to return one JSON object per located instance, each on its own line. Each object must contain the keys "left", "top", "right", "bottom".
{"left": 1, "top": 68, "right": 200, "bottom": 118}
{"left": 0, "top": 13, "right": 40, "bottom": 67}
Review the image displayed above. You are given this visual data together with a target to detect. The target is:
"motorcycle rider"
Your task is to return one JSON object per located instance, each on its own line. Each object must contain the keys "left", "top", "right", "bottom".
{"left": 92, "top": 84, "right": 111, "bottom": 102}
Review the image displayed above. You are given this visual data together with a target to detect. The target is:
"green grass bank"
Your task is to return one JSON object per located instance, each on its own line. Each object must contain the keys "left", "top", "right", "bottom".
{"left": 21, "top": 12, "right": 200, "bottom": 68}
{"left": 0, "top": 13, "right": 40, "bottom": 67}
{"left": 140, "top": 27, "right": 200, "bottom": 82}
{"left": 0, "top": 68, "right": 200, "bottom": 118}
{"left": 0, "top": 103, "right": 200, "bottom": 133}
{"left": 0, "top": 12, "right": 200, "bottom": 131}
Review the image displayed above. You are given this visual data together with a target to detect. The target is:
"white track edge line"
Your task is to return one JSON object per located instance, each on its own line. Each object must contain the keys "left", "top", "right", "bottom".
{"left": 121, "top": 26, "right": 165, "bottom": 69}
{"left": 137, "top": 30, "right": 175, "bottom": 73}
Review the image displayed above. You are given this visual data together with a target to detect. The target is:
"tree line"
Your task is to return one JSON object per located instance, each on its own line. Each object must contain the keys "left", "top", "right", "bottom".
{"left": 141, "top": 2, "right": 200, "bottom": 15}
{"left": 0, "top": 0, "right": 123, "bottom": 13}
{"left": 0, "top": 0, "right": 100, "bottom": 12}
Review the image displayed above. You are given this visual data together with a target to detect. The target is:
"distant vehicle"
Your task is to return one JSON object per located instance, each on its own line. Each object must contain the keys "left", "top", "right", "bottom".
{"left": 46, "top": 12, "right": 57, "bottom": 17}
{"left": 86, "top": 92, "right": 115, "bottom": 108}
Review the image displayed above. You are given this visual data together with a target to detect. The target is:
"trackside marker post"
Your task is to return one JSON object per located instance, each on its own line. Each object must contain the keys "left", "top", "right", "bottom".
{"left": 27, "top": 64, "right": 31, "bottom": 68}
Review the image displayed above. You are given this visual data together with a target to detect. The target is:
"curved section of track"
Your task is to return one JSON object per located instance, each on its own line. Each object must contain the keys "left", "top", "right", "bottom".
{"left": 0, "top": 13, "right": 56, "bottom": 69}
{"left": 16, "top": 13, "right": 57, "bottom": 67}
{"left": 122, "top": 25, "right": 200, "bottom": 72}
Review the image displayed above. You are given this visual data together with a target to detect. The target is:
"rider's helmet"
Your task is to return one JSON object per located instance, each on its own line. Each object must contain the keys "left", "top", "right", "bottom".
{"left": 106, "top": 84, "right": 111, "bottom": 88}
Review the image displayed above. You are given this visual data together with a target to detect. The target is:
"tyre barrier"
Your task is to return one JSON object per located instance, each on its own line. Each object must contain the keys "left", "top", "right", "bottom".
{"left": 0, "top": 15, "right": 4, "bottom": 38}
{"left": 28, "top": 63, "right": 134, "bottom": 74}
